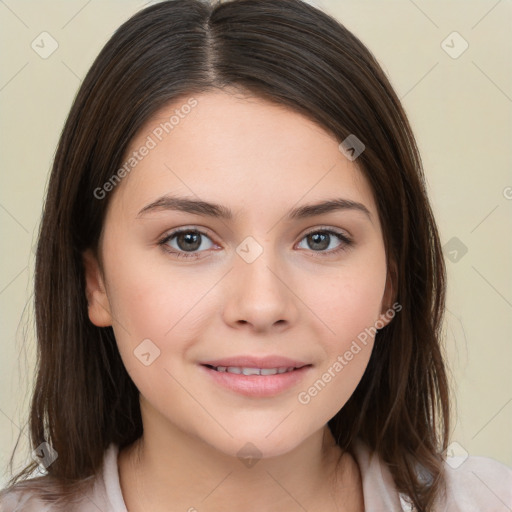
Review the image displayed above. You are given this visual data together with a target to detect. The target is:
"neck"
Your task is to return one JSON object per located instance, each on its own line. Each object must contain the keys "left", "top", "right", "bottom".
{"left": 119, "top": 399, "right": 361, "bottom": 512}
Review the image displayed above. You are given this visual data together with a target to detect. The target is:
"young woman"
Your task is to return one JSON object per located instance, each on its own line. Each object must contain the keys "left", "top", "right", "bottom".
{"left": 1, "top": 0, "right": 511, "bottom": 511}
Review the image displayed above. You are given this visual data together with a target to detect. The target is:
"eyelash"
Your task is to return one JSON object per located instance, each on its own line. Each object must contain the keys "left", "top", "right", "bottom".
{"left": 158, "top": 227, "right": 353, "bottom": 260}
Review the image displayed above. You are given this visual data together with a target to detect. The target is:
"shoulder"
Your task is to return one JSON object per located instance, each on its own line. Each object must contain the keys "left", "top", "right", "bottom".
{"left": 352, "top": 439, "right": 512, "bottom": 512}
{"left": 439, "top": 454, "right": 512, "bottom": 511}
{"left": 0, "top": 480, "right": 60, "bottom": 512}
{"left": 0, "top": 445, "right": 121, "bottom": 512}
{"left": 0, "top": 477, "right": 107, "bottom": 512}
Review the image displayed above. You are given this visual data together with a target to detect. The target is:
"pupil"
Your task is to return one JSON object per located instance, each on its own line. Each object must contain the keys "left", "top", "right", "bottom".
{"left": 309, "top": 232, "right": 329, "bottom": 250}
{"left": 178, "top": 232, "right": 201, "bottom": 251}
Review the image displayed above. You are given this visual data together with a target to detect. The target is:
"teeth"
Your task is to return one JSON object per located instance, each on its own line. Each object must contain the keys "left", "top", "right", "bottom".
{"left": 260, "top": 368, "right": 278, "bottom": 375}
{"left": 213, "top": 366, "right": 297, "bottom": 375}
{"left": 242, "top": 367, "right": 260, "bottom": 375}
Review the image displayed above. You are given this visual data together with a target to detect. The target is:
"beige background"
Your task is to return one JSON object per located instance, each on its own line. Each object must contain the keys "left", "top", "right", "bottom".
{"left": 0, "top": 0, "right": 511, "bottom": 486}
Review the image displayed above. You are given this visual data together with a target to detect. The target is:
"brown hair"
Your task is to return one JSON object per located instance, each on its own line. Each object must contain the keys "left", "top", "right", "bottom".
{"left": 1, "top": 0, "right": 450, "bottom": 510}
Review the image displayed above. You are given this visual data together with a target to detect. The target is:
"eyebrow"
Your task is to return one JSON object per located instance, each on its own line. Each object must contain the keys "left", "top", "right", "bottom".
{"left": 137, "top": 195, "right": 372, "bottom": 222}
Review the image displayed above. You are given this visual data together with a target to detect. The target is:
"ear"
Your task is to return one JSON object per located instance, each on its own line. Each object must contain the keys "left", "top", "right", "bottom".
{"left": 83, "top": 249, "right": 112, "bottom": 327}
{"left": 377, "top": 259, "right": 399, "bottom": 328}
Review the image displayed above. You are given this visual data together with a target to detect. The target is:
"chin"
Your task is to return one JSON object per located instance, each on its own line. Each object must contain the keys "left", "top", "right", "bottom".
{"left": 200, "top": 424, "right": 313, "bottom": 461}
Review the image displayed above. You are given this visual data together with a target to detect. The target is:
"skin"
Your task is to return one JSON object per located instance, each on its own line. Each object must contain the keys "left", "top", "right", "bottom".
{"left": 83, "top": 89, "right": 395, "bottom": 511}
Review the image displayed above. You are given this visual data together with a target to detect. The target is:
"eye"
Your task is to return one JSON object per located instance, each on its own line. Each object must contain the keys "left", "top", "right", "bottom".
{"left": 296, "top": 228, "right": 353, "bottom": 256}
{"left": 158, "top": 227, "right": 353, "bottom": 260}
{"left": 158, "top": 228, "right": 216, "bottom": 259}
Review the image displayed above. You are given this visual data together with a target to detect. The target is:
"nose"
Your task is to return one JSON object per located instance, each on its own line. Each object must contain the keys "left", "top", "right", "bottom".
{"left": 222, "top": 242, "right": 299, "bottom": 334}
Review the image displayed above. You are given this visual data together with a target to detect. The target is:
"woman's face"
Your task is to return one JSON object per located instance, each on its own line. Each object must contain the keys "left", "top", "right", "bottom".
{"left": 84, "top": 89, "right": 394, "bottom": 459}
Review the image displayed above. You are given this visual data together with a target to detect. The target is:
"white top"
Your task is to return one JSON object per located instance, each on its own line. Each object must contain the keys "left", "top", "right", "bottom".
{"left": 1, "top": 440, "right": 512, "bottom": 511}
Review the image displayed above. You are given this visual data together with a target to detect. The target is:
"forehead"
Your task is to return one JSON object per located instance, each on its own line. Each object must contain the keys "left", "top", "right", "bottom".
{"left": 110, "top": 90, "right": 377, "bottom": 220}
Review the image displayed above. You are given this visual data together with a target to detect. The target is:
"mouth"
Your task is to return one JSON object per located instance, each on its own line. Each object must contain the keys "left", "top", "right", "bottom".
{"left": 199, "top": 358, "right": 313, "bottom": 397}
{"left": 202, "top": 364, "right": 308, "bottom": 376}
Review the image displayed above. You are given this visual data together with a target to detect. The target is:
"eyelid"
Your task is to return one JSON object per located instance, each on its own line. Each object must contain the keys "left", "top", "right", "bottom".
{"left": 159, "top": 224, "right": 215, "bottom": 240}
{"left": 300, "top": 224, "right": 352, "bottom": 240}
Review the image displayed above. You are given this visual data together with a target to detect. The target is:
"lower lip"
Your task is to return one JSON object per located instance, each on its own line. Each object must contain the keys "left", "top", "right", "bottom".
{"left": 199, "top": 365, "right": 312, "bottom": 398}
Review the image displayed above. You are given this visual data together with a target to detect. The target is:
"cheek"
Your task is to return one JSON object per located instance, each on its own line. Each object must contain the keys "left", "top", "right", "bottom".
{"left": 102, "top": 244, "right": 220, "bottom": 381}
{"left": 104, "top": 242, "right": 207, "bottom": 337}
{"left": 295, "top": 255, "right": 387, "bottom": 409}
{"left": 103, "top": 256, "right": 205, "bottom": 420}
{"left": 306, "top": 251, "right": 388, "bottom": 347}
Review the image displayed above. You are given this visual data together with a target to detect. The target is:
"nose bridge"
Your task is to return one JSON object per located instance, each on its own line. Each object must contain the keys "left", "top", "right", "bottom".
{"left": 235, "top": 234, "right": 284, "bottom": 298}
{"left": 223, "top": 234, "right": 297, "bottom": 331}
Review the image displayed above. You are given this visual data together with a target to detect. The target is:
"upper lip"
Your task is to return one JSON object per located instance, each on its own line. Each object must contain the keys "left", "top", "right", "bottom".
{"left": 200, "top": 355, "right": 311, "bottom": 369}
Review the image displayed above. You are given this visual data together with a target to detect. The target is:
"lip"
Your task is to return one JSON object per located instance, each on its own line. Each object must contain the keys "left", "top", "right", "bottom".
{"left": 199, "top": 355, "right": 312, "bottom": 398}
